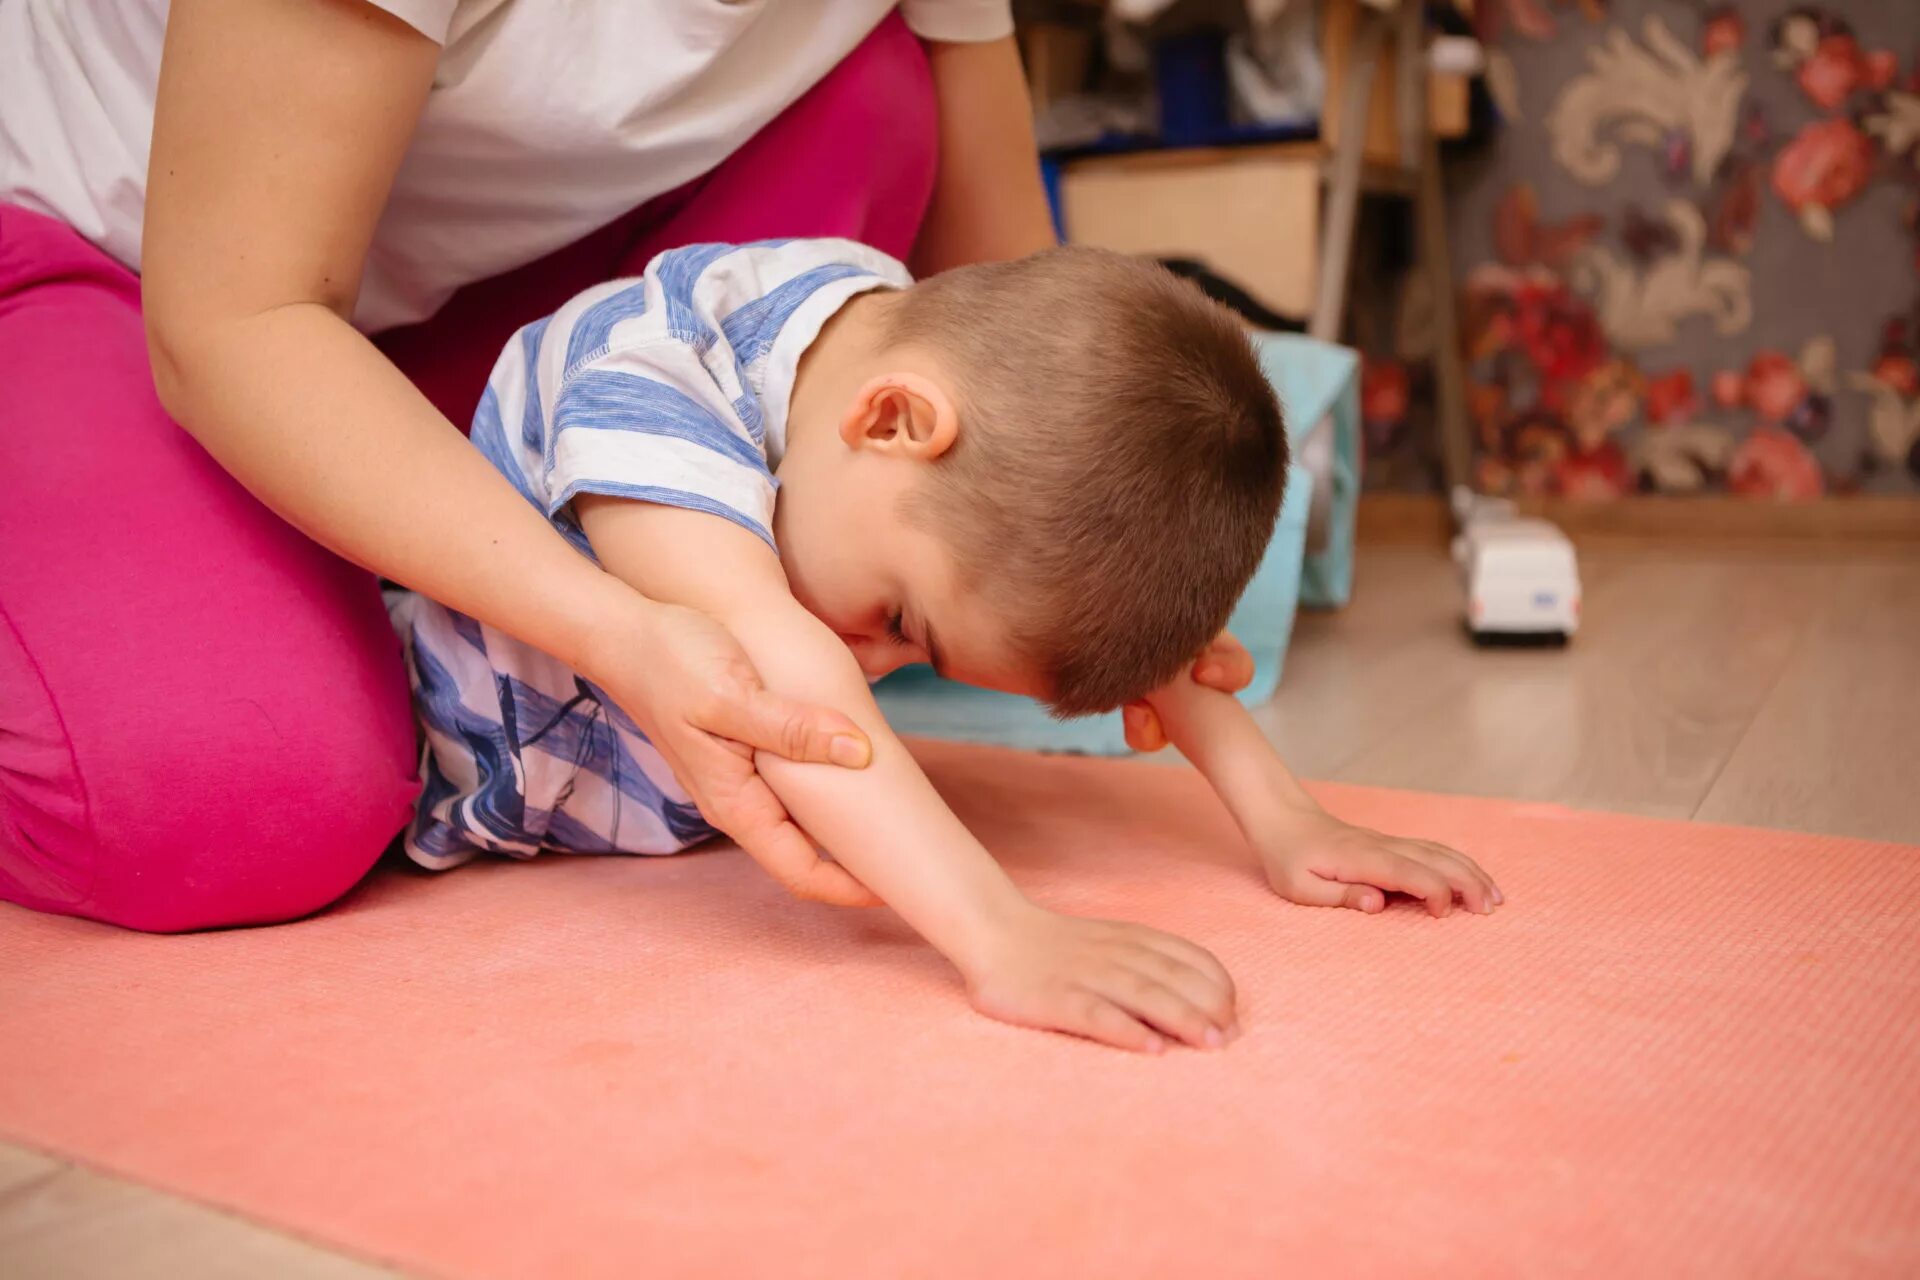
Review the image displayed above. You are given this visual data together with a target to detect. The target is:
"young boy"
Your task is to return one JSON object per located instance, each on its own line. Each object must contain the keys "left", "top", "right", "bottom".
{"left": 400, "top": 240, "right": 1502, "bottom": 1054}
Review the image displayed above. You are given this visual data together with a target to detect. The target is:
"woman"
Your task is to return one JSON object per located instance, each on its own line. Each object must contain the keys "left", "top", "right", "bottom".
{"left": 0, "top": 0, "right": 1247, "bottom": 933}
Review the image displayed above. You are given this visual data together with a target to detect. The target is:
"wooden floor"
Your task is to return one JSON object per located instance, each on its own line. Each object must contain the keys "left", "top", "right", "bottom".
{"left": 4, "top": 546, "right": 1915, "bottom": 1278}
{"left": 1252, "top": 546, "right": 1919, "bottom": 842}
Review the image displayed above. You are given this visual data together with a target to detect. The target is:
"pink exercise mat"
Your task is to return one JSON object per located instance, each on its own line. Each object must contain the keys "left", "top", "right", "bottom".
{"left": 3, "top": 742, "right": 1916, "bottom": 1277}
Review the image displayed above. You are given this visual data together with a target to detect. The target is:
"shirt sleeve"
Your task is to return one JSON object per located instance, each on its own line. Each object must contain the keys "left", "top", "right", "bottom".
{"left": 365, "top": 0, "right": 459, "bottom": 42}
{"left": 899, "top": 0, "right": 1014, "bottom": 42}
{"left": 544, "top": 339, "right": 779, "bottom": 551}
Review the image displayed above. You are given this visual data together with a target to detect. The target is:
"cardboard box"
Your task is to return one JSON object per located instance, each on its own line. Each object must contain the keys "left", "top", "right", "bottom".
{"left": 1060, "top": 143, "right": 1322, "bottom": 320}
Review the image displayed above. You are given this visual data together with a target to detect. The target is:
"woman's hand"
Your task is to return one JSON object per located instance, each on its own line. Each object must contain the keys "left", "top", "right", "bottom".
{"left": 1122, "top": 632, "right": 1256, "bottom": 752}
{"left": 580, "top": 597, "right": 879, "bottom": 908}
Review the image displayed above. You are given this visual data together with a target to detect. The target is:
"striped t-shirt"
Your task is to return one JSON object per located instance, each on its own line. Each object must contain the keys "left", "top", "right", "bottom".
{"left": 398, "top": 239, "right": 910, "bottom": 868}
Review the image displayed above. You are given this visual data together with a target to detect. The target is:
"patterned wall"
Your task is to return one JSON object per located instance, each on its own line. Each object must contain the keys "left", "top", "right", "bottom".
{"left": 1363, "top": 0, "right": 1920, "bottom": 498}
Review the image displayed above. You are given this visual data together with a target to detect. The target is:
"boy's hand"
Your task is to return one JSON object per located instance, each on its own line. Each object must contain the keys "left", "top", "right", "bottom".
{"left": 1123, "top": 632, "right": 1253, "bottom": 752}
{"left": 1137, "top": 666, "right": 1505, "bottom": 924}
{"left": 1257, "top": 808, "right": 1503, "bottom": 917}
{"left": 961, "top": 906, "right": 1239, "bottom": 1053}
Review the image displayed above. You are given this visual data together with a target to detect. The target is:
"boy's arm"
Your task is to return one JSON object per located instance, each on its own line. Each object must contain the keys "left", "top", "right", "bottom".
{"left": 577, "top": 496, "right": 1240, "bottom": 1052}
{"left": 1143, "top": 678, "right": 1503, "bottom": 917}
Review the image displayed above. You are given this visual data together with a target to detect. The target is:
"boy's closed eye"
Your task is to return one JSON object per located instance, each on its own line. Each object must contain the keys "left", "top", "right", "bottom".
{"left": 886, "top": 608, "right": 946, "bottom": 672}
{"left": 884, "top": 609, "right": 910, "bottom": 647}
{"left": 881, "top": 608, "right": 937, "bottom": 677}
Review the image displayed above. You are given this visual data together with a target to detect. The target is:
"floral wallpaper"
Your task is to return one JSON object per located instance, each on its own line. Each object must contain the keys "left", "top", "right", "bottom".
{"left": 1363, "top": 0, "right": 1920, "bottom": 499}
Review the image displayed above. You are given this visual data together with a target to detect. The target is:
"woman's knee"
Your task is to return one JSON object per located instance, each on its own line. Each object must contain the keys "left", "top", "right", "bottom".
{"left": 0, "top": 236, "right": 421, "bottom": 933}
{"left": 0, "top": 579, "right": 420, "bottom": 934}
{"left": 128, "top": 773, "right": 417, "bottom": 935}
{"left": 0, "top": 688, "right": 419, "bottom": 934}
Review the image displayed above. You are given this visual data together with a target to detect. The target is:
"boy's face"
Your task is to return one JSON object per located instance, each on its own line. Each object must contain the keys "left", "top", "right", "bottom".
{"left": 776, "top": 468, "right": 1044, "bottom": 698}
{"left": 772, "top": 371, "right": 1046, "bottom": 697}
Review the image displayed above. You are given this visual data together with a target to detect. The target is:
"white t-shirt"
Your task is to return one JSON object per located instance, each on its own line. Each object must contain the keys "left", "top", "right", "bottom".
{"left": 0, "top": 0, "right": 1008, "bottom": 331}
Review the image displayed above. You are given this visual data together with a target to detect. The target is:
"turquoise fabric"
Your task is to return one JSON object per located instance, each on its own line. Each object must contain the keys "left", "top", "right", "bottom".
{"left": 871, "top": 332, "right": 1359, "bottom": 755}
{"left": 1259, "top": 332, "right": 1359, "bottom": 609}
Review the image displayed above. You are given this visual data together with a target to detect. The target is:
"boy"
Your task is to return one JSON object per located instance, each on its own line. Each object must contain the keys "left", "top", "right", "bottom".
{"left": 400, "top": 240, "right": 1502, "bottom": 1054}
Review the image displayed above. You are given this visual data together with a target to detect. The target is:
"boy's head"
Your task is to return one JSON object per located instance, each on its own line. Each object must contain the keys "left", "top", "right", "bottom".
{"left": 776, "top": 246, "right": 1287, "bottom": 714}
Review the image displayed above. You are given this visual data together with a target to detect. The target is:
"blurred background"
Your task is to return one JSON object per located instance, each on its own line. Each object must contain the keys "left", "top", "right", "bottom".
{"left": 1016, "top": 0, "right": 1920, "bottom": 512}
{"left": 856, "top": 0, "right": 1919, "bottom": 847}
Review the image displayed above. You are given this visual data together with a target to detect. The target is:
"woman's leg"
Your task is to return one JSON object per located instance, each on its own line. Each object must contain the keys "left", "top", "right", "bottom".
{"left": 0, "top": 204, "right": 420, "bottom": 933}
{"left": 377, "top": 9, "right": 938, "bottom": 428}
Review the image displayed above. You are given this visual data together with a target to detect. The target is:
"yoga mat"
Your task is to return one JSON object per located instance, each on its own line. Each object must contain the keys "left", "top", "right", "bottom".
{"left": 3, "top": 742, "right": 1916, "bottom": 1278}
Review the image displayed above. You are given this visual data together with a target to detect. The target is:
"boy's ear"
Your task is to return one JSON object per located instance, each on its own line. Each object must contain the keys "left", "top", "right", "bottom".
{"left": 839, "top": 372, "right": 959, "bottom": 460}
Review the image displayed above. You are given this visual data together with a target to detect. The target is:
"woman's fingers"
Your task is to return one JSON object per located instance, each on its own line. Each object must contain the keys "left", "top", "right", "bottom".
{"left": 675, "top": 733, "right": 878, "bottom": 907}
{"left": 705, "top": 685, "right": 873, "bottom": 769}
{"left": 729, "top": 799, "right": 880, "bottom": 906}
{"left": 1192, "top": 632, "right": 1255, "bottom": 693}
{"left": 1122, "top": 702, "right": 1169, "bottom": 752}
{"left": 1131, "top": 634, "right": 1254, "bottom": 751}
{"left": 746, "top": 821, "right": 880, "bottom": 907}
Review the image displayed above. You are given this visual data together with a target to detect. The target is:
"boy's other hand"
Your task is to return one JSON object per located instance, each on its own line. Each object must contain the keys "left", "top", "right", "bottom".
{"left": 961, "top": 906, "right": 1239, "bottom": 1053}
{"left": 1258, "top": 808, "right": 1503, "bottom": 917}
{"left": 584, "top": 601, "right": 879, "bottom": 907}
{"left": 1123, "top": 631, "right": 1253, "bottom": 752}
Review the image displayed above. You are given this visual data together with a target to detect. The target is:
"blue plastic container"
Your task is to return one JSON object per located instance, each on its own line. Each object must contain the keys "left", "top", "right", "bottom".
{"left": 871, "top": 333, "right": 1359, "bottom": 755}
{"left": 1153, "top": 30, "right": 1232, "bottom": 149}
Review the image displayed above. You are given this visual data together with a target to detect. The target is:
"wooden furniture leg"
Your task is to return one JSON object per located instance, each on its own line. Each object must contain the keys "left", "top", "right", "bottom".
{"left": 1310, "top": 5, "right": 1387, "bottom": 343}
{"left": 1394, "top": 0, "right": 1425, "bottom": 172}
{"left": 1418, "top": 132, "right": 1473, "bottom": 494}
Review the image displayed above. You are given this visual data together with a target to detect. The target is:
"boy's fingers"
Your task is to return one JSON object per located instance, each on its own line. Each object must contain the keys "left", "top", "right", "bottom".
{"left": 1135, "top": 931, "right": 1238, "bottom": 1009}
{"left": 1286, "top": 873, "right": 1386, "bottom": 914}
{"left": 1411, "top": 840, "right": 1501, "bottom": 911}
{"left": 1123, "top": 948, "right": 1238, "bottom": 1032}
{"left": 1337, "top": 856, "right": 1452, "bottom": 917}
{"left": 716, "top": 690, "right": 872, "bottom": 769}
{"left": 1091, "top": 971, "right": 1219, "bottom": 1049}
{"left": 1430, "top": 841, "right": 1505, "bottom": 906}
{"left": 1071, "top": 992, "right": 1167, "bottom": 1054}
{"left": 1404, "top": 863, "right": 1455, "bottom": 917}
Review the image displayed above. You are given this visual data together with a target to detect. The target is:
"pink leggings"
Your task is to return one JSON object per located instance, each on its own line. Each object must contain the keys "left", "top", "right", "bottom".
{"left": 0, "top": 14, "right": 936, "bottom": 933}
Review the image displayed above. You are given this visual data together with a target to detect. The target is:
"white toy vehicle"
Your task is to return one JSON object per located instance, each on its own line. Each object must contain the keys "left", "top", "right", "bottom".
{"left": 1450, "top": 492, "right": 1580, "bottom": 644}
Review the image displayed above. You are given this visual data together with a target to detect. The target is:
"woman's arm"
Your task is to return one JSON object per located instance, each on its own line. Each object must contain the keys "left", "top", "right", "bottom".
{"left": 141, "top": 0, "right": 871, "bottom": 902}
{"left": 910, "top": 35, "right": 1059, "bottom": 276}
{"left": 144, "top": 0, "right": 621, "bottom": 672}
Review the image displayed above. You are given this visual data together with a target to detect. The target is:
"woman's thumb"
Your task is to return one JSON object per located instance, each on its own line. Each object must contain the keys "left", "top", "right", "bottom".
{"left": 731, "top": 690, "right": 872, "bottom": 768}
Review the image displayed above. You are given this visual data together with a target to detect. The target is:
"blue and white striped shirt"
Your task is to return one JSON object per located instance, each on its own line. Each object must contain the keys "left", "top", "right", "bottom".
{"left": 398, "top": 239, "right": 911, "bottom": 868}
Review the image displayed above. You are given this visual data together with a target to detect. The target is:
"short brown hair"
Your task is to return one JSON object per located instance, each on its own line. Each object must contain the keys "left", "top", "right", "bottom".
{"left": 886, "top": 247, "right": 1287, "bottom": 715}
